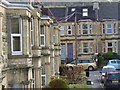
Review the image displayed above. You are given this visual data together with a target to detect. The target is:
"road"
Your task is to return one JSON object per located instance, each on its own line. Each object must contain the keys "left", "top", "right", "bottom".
{"left": 89, "top": 70, "right": 104, "bottom": 88}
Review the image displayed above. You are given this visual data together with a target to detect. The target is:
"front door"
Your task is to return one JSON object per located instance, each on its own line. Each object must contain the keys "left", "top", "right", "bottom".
{"left": 67, "top": 43, "right": 73, "bottom": 63}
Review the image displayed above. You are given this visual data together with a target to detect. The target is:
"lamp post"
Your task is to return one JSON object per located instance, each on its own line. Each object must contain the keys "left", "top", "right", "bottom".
{"left": 93, "top": 2, "right": 99, "bottom": 55}
{"left": 74, "top": 10, "right": 78, "bottom": 65}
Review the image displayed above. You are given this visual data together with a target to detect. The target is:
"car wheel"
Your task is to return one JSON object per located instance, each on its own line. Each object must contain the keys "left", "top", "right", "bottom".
{"left": 88, "top": 66, "right": 94, "bottom": 71}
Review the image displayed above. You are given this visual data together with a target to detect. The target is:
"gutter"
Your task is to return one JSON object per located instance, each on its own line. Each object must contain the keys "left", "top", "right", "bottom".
{"left": 1, "top": 0, "right": 34, "bottom": 11}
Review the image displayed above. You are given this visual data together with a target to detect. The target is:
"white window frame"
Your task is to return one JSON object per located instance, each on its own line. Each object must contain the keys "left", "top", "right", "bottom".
{"left": 105, "top": 41, "right": 118, "bottom": 53}
{"left": 82, "top": 42, "right": 89, "bottom": 54}
{"left": 102, "top": 23, "right": 105, "bottom": 34}
{"left": 113, "top": 41, "right": 118, "bottom": 53}
{"left": 32, "top": 69, "right": 35, "bottom": 89}
{"left": 106, "top": 42, "right": 113, "bottom": 52}
{"left": 89, "top": 24, "right": 92, "bottom": 34}
{"left": 40, "top": 25, "right": 45, "bottom": 47}
{"left": 82, "top": 42, "right": 94, "bottom": 54}
{"left": 59, "top": 25, "right": 64, "bottom": 36}
{"left": 89, "top": 42, "right": 93, "bottom": 53}
{"left": 11, "top": 17, "right": 22, "bottom": 55}
{"left": 82, "top": 24, "right": 88, "bottom": 35}
{"left": 113, "top": 23, "right": 117, "bottom": 34}
{"left": 82, "top": 8, "right": 88, "bottom": 17}
{"left": 106, "top": 23, "right": 113, "bottom": 34}
{"left": 67, "top": 24, "right": 72, "bottom": 35}
{"left": 41, "top": 64, "right": 46, "bottom": 87}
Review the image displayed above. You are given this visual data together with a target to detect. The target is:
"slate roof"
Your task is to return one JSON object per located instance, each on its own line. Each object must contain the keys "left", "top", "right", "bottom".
{"left": 42, "top": 2, "right": 120, "bottom": 22}
{"left": 42, "top": 6, "right": 96, "bottom": 22}
{"left": 98, "top": 2, "right": 119, "bottom": 20}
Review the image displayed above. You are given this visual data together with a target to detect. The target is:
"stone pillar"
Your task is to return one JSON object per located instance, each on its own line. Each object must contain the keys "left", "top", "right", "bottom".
{"left": 35, "top": 68, "right": 41, "bottom": 88}
{"left": 55, "top": 55, "right": 60, "bottom": 74}
{"left": 22, "top": 17, "right": 29, "bottom": 55}
{"left": 45, "top": 24, "right": 50, "bottom": 47}
{"left": 0, "top": 13, "right": 3, "bottom": 56}
{"left": 28, "top": 68, "right": 32, "bottom": 88}
{"left": 45, "top": 62, "right": 51, "bottom": 85}
{"left": 33, "top": 58, "right": 41, "bottom": 88}
{"left": 34, "top": 17, "right": 39, "bottom": 47}
{"left": 50, "top": 45, "right": 55, "bottom": 75}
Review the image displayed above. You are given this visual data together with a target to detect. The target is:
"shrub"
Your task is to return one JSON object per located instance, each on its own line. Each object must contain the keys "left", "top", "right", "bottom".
{"left": 49, "top": 78, "right": 69, "bottom": 90}
{"left": 97, "top": 56, "right": 104, "bottom": 68}
{"left": 69, "top": 84, "right": 92, "bottom": 88}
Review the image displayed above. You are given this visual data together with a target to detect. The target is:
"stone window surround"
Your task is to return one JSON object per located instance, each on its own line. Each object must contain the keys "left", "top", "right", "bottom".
{"left": 81, "top": 41, "right": 93, "bottom": 54}
{"left": 102, "top": 41, "right": 118, "bottom": 53}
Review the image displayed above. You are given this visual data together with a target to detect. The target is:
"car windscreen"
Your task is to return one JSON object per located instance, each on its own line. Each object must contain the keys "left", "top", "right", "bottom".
{"left": 102, "top": 68, "right": 115, "bottom": 73}
{"left": 71, "top": 61, "right": 75, "bottom": 64}
{"left": 108, "top": 73, "right": 120, "bottom": 80}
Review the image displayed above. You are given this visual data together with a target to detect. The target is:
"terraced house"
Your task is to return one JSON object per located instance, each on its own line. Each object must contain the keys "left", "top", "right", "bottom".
{"left": 0, "top": 0, "right": 60, "bottom": 89}
{"left": 42, "top": 2, "right": 120, "bottom": 63}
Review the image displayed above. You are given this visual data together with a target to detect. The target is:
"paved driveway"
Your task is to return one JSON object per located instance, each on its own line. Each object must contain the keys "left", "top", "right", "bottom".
{"left": 88, "top": 71, "right": 104, "bottom": 88}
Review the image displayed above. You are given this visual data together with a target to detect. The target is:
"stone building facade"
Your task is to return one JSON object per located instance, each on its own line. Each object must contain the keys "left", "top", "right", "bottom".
{"left": 0, "top": 0, "right": 60, "bottom": 89}
{"left": 42, "top": 2, "right": 120, "bottom": 63}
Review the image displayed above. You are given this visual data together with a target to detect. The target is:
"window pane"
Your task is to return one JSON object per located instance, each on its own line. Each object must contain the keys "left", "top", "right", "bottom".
{"left": 107, "top": 24, "right": 112, "bottom": 28}
{"left": 90, "top": 24, "right": 92, "bottom": 34}
{"left": 83, "top": 48, "right": 88, "bottom": 53}
{"left": 13, "top": 37, "right": 20, "bottom": 51}
{"left": 107, "top": 24, "right": 112, "bottom": 33}
{"left": 107, "top": 29, "right": 112, "bottom": 33}
{"left": 40, "top": 25, "right": 44, "bottom": 34}
{"left": 83, "top": 43, "right": 88, "bottom": 47}
{"left": 11, "top": 18, "right": 20, "bottom": 33}
{"left": 83, "top": 30, "right": 88, "bottom": 34}
{"left": 68, "top": 25, "right": 71, "bottom": 29}
{"left": 108, "top": 48, "right": 112, "bottom": 52}
{"left": 59, "top": 26, "right": 64, "bottom": 35}
{"left": 68, "top": 31, "right": 71, "bottom": 34}
{"left": 108, "top": 42, "right": 112, "bottom": 47}
{"left": 42, "top": 76, "right": 46, "bottom": 86}
{"left": 82, "top": 24, "right": 88, "bottom": 29}
{"left": 40, "top": 36, "right": 44, "bottom": 45}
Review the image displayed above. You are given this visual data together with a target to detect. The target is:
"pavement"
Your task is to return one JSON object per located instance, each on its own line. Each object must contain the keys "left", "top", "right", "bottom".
{"left": 88, "top": 71, "right": 104, "bottom": 88}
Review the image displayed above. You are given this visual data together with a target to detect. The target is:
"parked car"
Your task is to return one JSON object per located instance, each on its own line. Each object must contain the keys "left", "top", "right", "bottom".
{"left": 100, "top": 65, "right": 116, "bottom": 83}
{"left": 66, "top": 59, "right": 97, "bottom": 71}
{"left": 107, "top": 59, "right": 120, "bottom": 70}
{"left": 104, "top": 71, "right": 120, "bottom": 89}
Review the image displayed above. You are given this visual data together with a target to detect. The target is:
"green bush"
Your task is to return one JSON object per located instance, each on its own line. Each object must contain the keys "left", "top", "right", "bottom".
{"left": 97, "top": 56, "right": 104, "bottom": 68}
{"left": 69, "top": 84, "right": 92, "bottom": 88}
{"left": 49, "top": 78, "right": 69, "bottom": 90}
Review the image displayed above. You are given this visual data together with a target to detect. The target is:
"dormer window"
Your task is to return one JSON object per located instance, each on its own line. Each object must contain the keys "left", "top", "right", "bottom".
{"left": 82, "top": 8, "right": 88, "bottom": 17}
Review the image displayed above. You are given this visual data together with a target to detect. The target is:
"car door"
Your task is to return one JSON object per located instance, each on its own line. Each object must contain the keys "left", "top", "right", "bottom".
{"left": 109, "top": 60, "right": 118, "bottom": 69}
{"left": 117, "top": 60, "right": 120, "bottom": 69}
{"left": 81, "top": 60, "right": 89, "bottom": 70}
